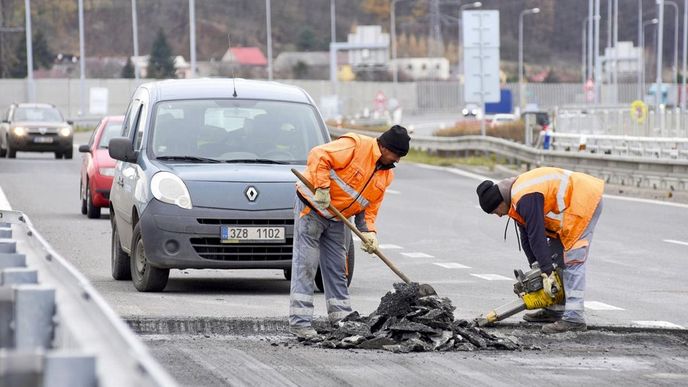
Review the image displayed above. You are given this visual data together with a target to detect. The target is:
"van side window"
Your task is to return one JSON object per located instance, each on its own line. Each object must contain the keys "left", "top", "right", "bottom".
{"left": 122, "top": 100, "right": 141, "bottom": 137}
{"left": 133, "top": 103, "right": 147, "bottom": 150}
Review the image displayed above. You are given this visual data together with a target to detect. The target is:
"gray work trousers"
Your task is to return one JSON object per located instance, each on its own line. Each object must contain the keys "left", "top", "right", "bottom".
{"left": 289, "top": 198, "right": 352, "bottom": 328}
{"left": 545, "top": 199, "right": 604, "bottom": 323}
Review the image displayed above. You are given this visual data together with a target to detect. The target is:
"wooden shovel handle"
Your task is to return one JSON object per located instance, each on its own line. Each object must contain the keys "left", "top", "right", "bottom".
{"left": 291, "top": 168, "right": 412, "bottom": 284}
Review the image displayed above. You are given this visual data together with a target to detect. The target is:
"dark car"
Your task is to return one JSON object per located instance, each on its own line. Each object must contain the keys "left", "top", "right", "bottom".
{"left": 0, "top": 103, "right": 74, "bottom": 159}
{"left": 108, "top": 78, "right": 354, "bottom": 292}
{"left": 78, "top": 116, "right": 125, "bottom": 218}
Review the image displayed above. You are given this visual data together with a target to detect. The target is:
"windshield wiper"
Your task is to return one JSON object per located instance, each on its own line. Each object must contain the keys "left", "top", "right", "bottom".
{"left": 222, "top": 159, "right": 288, "bottom": 165}
{"left": 156, "top": 155, "right": 221, "bottom": 163}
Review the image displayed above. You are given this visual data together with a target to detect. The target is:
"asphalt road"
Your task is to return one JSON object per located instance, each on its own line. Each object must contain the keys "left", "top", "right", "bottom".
{"left": 1, "top": 132, "right": 687, "bottom": 385}
{"left": 1, "top": 132, "right": 686, "bottom": 328}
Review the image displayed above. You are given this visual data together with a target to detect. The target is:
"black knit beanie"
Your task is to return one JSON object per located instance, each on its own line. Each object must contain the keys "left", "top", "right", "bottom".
{"left": 476, "top": 180, "right": 503, "bottom": 213}
{"left": 378, "top": 125, "right": 411, "bottom": 156}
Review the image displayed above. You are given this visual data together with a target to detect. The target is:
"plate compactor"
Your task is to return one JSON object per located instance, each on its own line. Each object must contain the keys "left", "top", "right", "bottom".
{"left": 475, "top": 264, "right": 564, "bottom": 327}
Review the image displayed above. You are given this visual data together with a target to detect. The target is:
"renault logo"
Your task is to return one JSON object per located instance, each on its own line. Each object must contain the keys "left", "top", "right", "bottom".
{"left": 244, "top": 186, "right": 259, "bottom": 202}
{"left": 39, "top": 128, "right": 47, "bottom": 134}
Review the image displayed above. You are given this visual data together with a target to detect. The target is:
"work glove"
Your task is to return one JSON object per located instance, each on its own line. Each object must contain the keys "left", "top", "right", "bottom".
{"left": 360, "top": 232, "right": 379, "bottom": 254}
{"left": 541, "top": 271, "right": 562, "bottom": 299}
{"left": 313, "top": 188, "right": 330, "bottom": 208}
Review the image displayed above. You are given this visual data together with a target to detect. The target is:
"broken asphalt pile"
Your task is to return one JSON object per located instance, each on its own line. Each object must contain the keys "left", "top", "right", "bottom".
{"left": 301, "top": 283, "right": 520, "bottom": 353}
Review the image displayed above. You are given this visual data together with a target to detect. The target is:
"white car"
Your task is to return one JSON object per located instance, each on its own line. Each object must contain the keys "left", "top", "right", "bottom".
{"left": 490, "top": 113, "right": 517, "bottom": 128}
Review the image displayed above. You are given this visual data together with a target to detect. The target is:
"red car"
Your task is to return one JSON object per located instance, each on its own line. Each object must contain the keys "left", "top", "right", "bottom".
{"left": 79, "top": 116, "right": 124, "bottom": 218}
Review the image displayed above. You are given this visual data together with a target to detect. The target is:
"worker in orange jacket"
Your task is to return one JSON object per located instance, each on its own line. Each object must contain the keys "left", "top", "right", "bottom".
{"left": 289, "top": 125, "right": 411, "bottom": 339}
{"left": 476, "top": 167, "right": 604, "bottom": 334}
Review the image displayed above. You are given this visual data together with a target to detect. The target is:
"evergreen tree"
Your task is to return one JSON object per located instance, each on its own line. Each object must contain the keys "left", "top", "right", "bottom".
{"left": 121, "top": 57, "right": 135, "bottom": 78}
{"left": 147, "top": 29, "right": 176, "bottom": 79}
{"left": 297, "top": 27, "right": 319, "bottom": 51}
{"left": 9, "top": 30, "right": 54, "bottom": 78}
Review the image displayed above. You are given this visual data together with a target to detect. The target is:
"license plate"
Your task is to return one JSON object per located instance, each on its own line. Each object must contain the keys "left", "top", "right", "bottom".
{"left": 33, "top": 137, "right": 53, "bottom": 143}
{"left": 220, "top": 226, "right": 285, "bottom": 243}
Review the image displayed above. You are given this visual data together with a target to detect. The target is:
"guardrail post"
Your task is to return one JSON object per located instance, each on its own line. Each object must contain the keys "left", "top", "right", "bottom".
{"left": 44, "top": 352, "right": 97, "bottom": 387}
{"left": 14, "top": 285, "right": 56, "bottom": 350}
{"left": 0, "top": 287, "right": 13, "bottom": 347}
{"left": 2, "top": 268, "right": 38, "bottom": 285}
{"left": 0, "top": 351, "right": 43, "bottom": 387}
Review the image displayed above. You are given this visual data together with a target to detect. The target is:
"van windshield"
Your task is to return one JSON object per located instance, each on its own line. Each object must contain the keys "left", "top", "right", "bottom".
{"left": 150, "top": 99, "right": 327, "bottom": 164}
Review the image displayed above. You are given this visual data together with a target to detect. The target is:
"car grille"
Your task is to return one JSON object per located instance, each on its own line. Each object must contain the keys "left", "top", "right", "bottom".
{"left": 197, "top": 218, "right": 294, "bottom": 226}
{"left": 190, "top": 237, "right": 293, "bottom": 261}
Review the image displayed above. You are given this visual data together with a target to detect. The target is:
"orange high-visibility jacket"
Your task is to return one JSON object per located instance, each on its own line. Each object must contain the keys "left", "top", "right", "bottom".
{"left": 297, "top": 133, "right": 393, "bottom": 232}
{"left": 507, "top": 167, "right": 604, "bottom": 251}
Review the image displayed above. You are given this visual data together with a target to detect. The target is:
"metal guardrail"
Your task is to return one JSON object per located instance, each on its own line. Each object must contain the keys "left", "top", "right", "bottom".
{"left": 544, "top": 132, "right": 688, "bottom": 160}
{"left": 329, "top": 127, "right": 688, "bottom": 192}
{"left": 0, "top": 210, "right": 177, "bottom": 387}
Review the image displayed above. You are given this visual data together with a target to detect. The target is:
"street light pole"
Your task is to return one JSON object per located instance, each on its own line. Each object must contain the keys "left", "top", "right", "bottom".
{"left": 642, "top": 19, "right": 659, "bottom": 96}
{"left": 666, "top": 1, "right": 679, "bottom": 100}
{"left": 518, "top": 7, "right": 540, "bottom": 112}
{"left": 637, "top": 0, "right": 642, "bottom": 99}
{"left": 391, "top": 0, "right": 399, "bottom": 98}
{"left": 331, "top": 0, "right": 336, "bottom": 44}
{"left": 24, "top": 0, "right": 34, "bottom": 102}
{"left": 189, "top": 0, "right": 196, "bottom": 78}
{"left": 78, "top": 0, "right": 85, "bottom": 116}
{"left": 131, "top": 0, "right": 139, "bottom": 79}
{"left": 265, "top": 0, "right": 273, "bottom": 80}
{"left": 656, "top": 0, "right": 665, "bottom": 109}
{"left": 594, "top": 0, "right": 601, "bottom": 104}
{"left": 582, "top": 17, "right": 589, "bottom": 85}
{"left": 682, "top": 0, "right": 687, "bottom": 110}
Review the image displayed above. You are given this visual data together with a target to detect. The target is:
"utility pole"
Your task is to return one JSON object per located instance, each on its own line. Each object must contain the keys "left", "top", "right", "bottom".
{"left": 429, "top": 0, "right": 443, "bottom": 56}
{"left": 189, "top": 0, "right": 196, "bottom": 78}
{"left": 78, "top": 0, "right": 85, "bottom": 115}
{"left": 131, "top": 0, "right": 139, "bottom": 79}
{"left": 265, "top": 0, "right": 272, "bottom": 80}
{"left": 656, "top": 0, "right": 665, "bottom": 109}
{"left": 25, "top": 0, "right": 34, "bottom": 102}
{"left": 594, "top": 0, "right": 601, "bottom": 103}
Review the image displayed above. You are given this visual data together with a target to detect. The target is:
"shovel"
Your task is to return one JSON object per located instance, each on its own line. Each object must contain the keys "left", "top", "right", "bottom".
{"left": 291, "top": 168, "right": 437, "bottom": 297}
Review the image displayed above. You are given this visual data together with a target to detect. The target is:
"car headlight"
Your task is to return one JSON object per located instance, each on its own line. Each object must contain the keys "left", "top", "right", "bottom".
{"left": 58, "top": 127, "right": 72, "bottom": 137}
{"left": 462, "top": 109, "right": 468, "bottom": 115}
{"left": 98, "top": 167, "right": 115, "bottom": 176}
{"left": 12, "top": 127, "right": 27, "bottom": 136}
{"left": 150, "top": 171, "right": 192, "bottom": 209}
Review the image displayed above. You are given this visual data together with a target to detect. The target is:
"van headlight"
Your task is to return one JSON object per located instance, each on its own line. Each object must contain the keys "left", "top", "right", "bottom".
{"left": 150, "top": 171, "right": 192, "bottom": 209}
{"left": 58, "top": 126, "right": 72, "bottom": 137}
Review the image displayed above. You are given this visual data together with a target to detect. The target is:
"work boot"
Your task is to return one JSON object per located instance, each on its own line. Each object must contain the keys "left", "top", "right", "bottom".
{"left": 289, "top": 325, "right": 320, "bottom": 341}
{"left": 541, "top": 320, "right": 587, "bottom": 334}
{"left": 523, "top": 309, "right": 563, "bottom": 323}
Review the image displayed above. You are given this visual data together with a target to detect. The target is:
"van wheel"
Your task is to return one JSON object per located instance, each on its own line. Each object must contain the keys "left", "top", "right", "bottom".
{"left": 64, "top": 148, "right": 73, "bottom": 159}
{"left": 111, "top": 221, "right": 131, "bottom": 280}
{"left": 54, "top": 152, "right": 62, "bottom": 159}
{"left": 283, "top": 269, "right": 291, "bottom": 280}
{"left": 7, "top": 142, "right": 16, "bottom": 158}
{"left": 315, "top": 235, "right": 355, "bottom": 292}
{"left": 130, "top": 223, "right": 169, "bottom": 292}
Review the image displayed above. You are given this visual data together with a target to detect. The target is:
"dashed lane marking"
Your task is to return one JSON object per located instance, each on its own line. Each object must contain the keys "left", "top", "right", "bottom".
{"left": 631, "top": 321, "right": 684, "bottom": 329}
{"left": 400, "top": 252, "right": 434, "bottom": 258}
{"left": 434, "top": 262, "right": 471, "bottom": 269}
{"left": 378, "top": 244, "right": 402, "bottom": 249}
{"left": 663, "top": 239, "right": 688, "bottom": 247}
{"left": 584, "top": 301, "right": 625, "bottom": 311}
{"left": 470, "top": 274, "right": 512, "bottom": 281}
{"left": 0, "top": 186, "right": 12, "bottom": 210}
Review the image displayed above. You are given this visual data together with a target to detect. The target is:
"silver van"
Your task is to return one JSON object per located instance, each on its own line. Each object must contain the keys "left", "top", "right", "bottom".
{"left": 109, "top": 79, "right": 354, "bottom": 292}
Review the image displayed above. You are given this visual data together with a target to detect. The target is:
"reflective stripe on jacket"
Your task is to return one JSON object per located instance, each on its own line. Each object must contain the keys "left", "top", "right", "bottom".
{"left": 296, "top": 133, "right": 393, "bottom": 232}
{"left": 507, "top": 167, "right": 604, "bottom": 251}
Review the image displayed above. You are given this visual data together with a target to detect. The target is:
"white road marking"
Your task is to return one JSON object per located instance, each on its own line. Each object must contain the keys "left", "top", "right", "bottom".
{"left": 0, "top": 186, "right": 12, "bottom": 210}
{"left": 663, "top": 239, "right": 688, "bottom": 247}
{"left": 584, "top": 301, "right": 625, "bottom": 311}
{"left": 434, "top": 262, "right": 471, "bottom": 269}
{"left": 401, "top": 252, "right": 434, "bottom": 258}
{"left": 470, "top": 273, "right": 512, "bottom": 281}
{"left": 603, "top": 194, "right": 688, "bottom": 209}
{"left": 474, "top": 205, "right": 482, "bottom": 210}
{"left": 385, "top": 189, "right": 400, "bottom": 195}
{"left": 631, "top": 320, "right": 684, "bottom": 329}
{"left": 378, "top": 244, "right": 402, "bottom": 249}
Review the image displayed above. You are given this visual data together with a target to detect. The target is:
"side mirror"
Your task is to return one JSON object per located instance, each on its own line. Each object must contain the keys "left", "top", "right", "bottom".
{"left": 108, "top": 137, "right": 138, "bottom": 162}
{"left": 67, "top": 120, "right": 74, "bottom": 125}
{"left": 78, "top": 144, "right": 90, "bottom": 153}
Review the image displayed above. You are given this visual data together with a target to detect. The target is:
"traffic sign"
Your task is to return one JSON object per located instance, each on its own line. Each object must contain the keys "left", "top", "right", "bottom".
{"left": 462, "top": 10, "right": 500, "bottom": 104}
